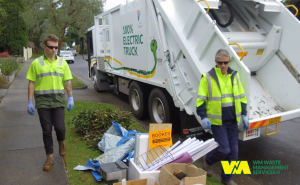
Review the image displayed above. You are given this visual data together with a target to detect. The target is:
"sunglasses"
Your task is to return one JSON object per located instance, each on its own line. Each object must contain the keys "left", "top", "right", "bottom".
{"left": 46, "top": 45, "right": 59, "bottom": 50}
{"left": 216, "top": 61, "right": 229, "bottom": 65}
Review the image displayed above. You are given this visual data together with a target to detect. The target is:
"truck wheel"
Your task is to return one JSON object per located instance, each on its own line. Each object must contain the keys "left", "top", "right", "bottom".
{"left": 148, "top": 88, "right": 171, "bottom": 123}
{"left": 92, "top": 67, "right": 99, "bottom": 92}
{"left": 129, "top": 81, "right": 147, "bottom": 119}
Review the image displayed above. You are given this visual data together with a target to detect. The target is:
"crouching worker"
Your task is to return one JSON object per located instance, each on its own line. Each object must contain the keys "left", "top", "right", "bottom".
{"left": 26, "top": 34, "right": 74, "bottom": 171}
{"left": 196, "top": 49, "right": 249, "bottom": 185}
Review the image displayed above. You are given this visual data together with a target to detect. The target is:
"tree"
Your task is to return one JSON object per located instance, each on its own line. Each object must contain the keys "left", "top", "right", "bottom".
{"left": 0, "top": 0, "right": 28, "bottom": 55}
{"left": 22, "top": 0, "right": 47, "bottom": 53}
{"left": 23, "top": 0, "right": 103, "bottom": 53}
{"left": 64, "top": 27, "right": 81, "bottom": 48}
{"left": 0, "top": 0, "right": 7, "bottom": 35}
{"left": 283, "top": 0, "right": 300, "bottom": 20}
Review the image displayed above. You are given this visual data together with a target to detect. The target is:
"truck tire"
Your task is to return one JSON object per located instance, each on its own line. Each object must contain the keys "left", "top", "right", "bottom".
{"left": 148, "top": 88, "right": 171, "bottom": 123}
{"left": 129, "top": 81, "right": 148, "bottom": 119}
{"left": 92, "top": 67, "right": 100, "bottom": 92}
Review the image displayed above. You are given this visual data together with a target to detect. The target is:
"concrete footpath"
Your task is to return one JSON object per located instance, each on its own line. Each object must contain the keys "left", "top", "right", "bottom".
{"left": 0, "top": 57, "right": 147, "bottom": 185}
{"left": 0, "top": 58, "right": 69, "bottom": 185}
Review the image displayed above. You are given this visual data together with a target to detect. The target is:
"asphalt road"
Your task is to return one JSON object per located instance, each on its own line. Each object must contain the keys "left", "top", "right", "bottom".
{"left": 70, "top": 55, "right": 300, "bottom": 185}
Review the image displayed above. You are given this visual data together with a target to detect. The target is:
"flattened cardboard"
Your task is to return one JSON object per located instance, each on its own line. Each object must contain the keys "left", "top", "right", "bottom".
{"left": 158, "top": 163, "right": 206, "bottom": 185}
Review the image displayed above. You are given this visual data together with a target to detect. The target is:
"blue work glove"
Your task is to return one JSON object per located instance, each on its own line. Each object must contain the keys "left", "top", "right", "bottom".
{"left": 27, "top": 100, "right": 35, "bottom": 115}
{"left": 202, "top": 118, "right": 211, "bottom": 129}
{"left": 67, "top": 97, "right": 74, "bottom": 111}
{"left": 242, "top": 115, "right": 249, "bottom": 131}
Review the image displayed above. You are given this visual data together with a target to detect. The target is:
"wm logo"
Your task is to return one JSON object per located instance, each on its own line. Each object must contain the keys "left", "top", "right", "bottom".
{"left": 221, "top": 161, "right": 251, "bottom": 174}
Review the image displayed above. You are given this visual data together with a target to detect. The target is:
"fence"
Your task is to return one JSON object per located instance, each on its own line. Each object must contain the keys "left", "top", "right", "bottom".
{"left": 23, "top": 47, "right": 32, "bottom": 61}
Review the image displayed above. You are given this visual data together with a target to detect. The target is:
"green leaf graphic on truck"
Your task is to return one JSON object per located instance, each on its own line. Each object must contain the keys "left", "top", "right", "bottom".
{"left": 104, "top": 39, "right": 157, "bottom": 79}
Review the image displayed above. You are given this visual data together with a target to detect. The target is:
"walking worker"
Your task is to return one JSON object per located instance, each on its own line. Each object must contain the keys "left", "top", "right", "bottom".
{"left": 26, "top": 34, "right": 74, "bottom": 171}
{"left": 196, "top": 49, "right": 249, "bottom": 185}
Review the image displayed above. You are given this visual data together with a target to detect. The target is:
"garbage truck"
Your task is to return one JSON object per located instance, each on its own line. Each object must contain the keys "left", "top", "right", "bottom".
{"left": 84, "top": 0, "right": 300, "bottom": 141}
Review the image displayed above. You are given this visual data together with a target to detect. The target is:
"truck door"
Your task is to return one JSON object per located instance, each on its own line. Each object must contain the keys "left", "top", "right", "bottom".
{"left": 103, "top": 16, "right": 110, "bottom": 56}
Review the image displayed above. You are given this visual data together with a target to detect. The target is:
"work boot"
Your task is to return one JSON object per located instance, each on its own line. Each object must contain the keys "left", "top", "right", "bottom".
{"left": 43, "top": 154, "right": 54, "bottom": 171}
{"left": 58, "top": 141, "right": 66, "bottom": 156}
{"left": 203, "top": 157, "right": 213, "bottom": 177}
{"left": 221, "top": 180, "right": 235, "bottom": 185}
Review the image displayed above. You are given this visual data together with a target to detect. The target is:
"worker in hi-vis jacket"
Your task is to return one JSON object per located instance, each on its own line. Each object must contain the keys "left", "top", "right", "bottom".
{"left": 196, "top": 49, "right": 249, "bottom": 185}
{"left": 26, "top": 34, "right": 74, "bottom": 171}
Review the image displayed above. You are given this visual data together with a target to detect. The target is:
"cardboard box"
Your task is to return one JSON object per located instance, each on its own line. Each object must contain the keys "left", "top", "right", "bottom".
{"left": 158, "top": 163, "right": 206, "bottom": 185}
{"left": 128, "top": 158, "right": 160, "bottom": 185}
{"left": 113, "top": 179, "right": 159, "bottom": 185}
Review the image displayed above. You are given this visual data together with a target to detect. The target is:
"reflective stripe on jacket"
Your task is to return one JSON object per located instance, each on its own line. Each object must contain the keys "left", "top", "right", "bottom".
{"left": 34, "top": 57, "right": 65, "bottom": 95}
{"left": 196, "top": 67, "right": 247, "bottom": 125}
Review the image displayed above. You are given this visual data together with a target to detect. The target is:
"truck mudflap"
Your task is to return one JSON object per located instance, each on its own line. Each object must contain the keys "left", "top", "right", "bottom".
{"left": 179, "top": 111, "right": 212, "bottom": 141}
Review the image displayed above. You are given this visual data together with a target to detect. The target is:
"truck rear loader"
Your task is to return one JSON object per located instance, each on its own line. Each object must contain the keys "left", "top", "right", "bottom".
{"left": 84, "top": 0, "right": 300, "bottom": 141}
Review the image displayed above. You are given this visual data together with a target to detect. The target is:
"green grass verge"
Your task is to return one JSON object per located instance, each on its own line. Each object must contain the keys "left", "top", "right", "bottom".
{"left": 71, "top": 76, "right": 85, "bottom": 88}
{"left": 64, "top": 101, "right": 147, "bottom": 185}
{"left": 65, "top": 101, "right": 112, "bottom": 185}
{"left": 32, "top": 53, "right": 43, "bottom": 58}
{"left": 64, "top": 101, "right": 221, "bottom": 185}
{"left": 15, "top": 64, "right": 23, "bottom": 77}
{"left": 206, "top": 177, "right": 224, "bottom": 185}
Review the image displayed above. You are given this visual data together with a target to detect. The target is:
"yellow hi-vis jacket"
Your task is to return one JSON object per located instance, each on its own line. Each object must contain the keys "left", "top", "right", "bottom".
{"left": 26, "top": 56, "right": 72, "bottom": 95}
{"left": 196, "top": 66, "right": 247, "bottom": 125}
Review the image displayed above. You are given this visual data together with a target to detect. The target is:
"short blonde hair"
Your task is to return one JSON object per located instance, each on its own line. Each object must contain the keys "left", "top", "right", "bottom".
{"left": 44, "top": 34, "right": 59, "bottom": 45}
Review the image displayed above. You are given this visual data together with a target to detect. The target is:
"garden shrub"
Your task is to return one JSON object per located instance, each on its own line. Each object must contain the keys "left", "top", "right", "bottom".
{"left": 0, "top": 75, "right": 8, "bottom": 88}
{"left": 0, "top": 59, "right": 18, "bottom": 75}
{"left": 69, "top": 108, "right": 132, "bottom": 149}
{"left": 79, "top": 49, "right": 87, "bottom": 54}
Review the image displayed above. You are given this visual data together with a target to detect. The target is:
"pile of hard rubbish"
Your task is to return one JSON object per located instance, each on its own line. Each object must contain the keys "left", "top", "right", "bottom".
{"left": 73, "top": 122, "right": 218, "bottom": 185}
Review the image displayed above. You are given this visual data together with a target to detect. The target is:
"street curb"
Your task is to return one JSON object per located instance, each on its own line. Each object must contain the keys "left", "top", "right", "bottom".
{"left": 71, "top": 70, "right": 92, "bottom": 90}
{"left": 73, "top": 84, "right": 88, "bottom": 90}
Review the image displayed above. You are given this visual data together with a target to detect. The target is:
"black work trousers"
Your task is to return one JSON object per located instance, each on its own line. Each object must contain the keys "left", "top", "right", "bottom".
{"left": 37, "top": 107, "right": 65, "bottom": 155}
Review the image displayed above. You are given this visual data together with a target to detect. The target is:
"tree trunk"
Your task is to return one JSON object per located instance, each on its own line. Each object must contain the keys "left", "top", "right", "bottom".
{"left": 58, "top": 27, "right": 66, "bottom": 55}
